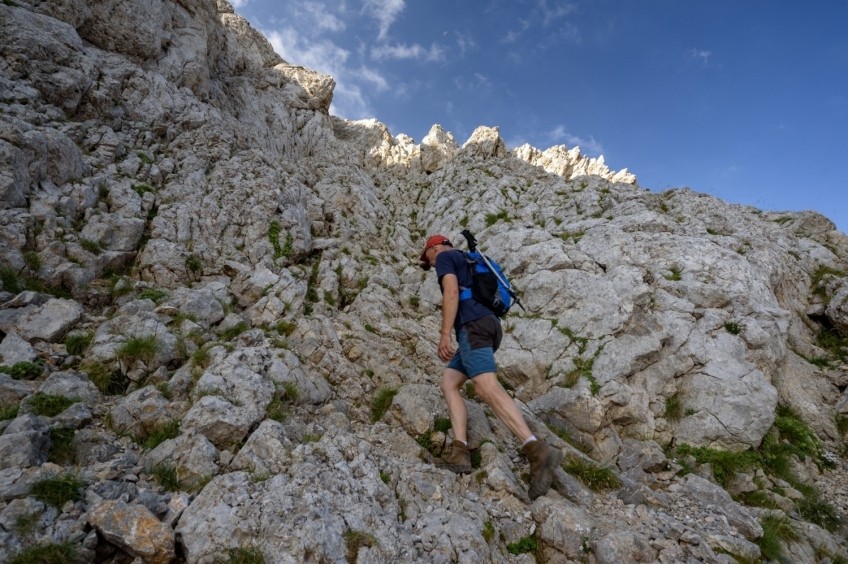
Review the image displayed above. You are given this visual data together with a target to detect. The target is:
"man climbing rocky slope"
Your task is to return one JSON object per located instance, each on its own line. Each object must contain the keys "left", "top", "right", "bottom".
{"left": 1, "top": 1, "right": 846, "bottom": 562}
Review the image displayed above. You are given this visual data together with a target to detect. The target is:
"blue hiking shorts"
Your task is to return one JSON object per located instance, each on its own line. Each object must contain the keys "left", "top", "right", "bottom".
{"left": 446, "top": 315, "right": 503, "bottom": 378}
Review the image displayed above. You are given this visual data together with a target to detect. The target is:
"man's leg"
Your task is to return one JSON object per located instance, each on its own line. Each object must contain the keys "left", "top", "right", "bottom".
{"left": 470, "top": 372, "right": 532, "bottom": 442}
{"left": 472, "top": 371, "right": 563, "bottom": 500}
{"left": 440, "top": 368, "right": 469, "bottom": 443}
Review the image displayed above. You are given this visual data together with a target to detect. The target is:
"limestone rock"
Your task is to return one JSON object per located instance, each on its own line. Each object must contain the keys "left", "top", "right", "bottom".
{"left": 88, "top": 499, "right": 175, "bottom": 564}
{"left": 14, "top": 298, "right": 83, "bottom": 343}
{"left": 0, "top": 332, "right": 37, "bottom": 365}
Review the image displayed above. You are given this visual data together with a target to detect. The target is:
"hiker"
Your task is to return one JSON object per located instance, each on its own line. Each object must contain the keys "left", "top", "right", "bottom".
{"left": 419, "top": 234, "right": 563, "bottom": 500}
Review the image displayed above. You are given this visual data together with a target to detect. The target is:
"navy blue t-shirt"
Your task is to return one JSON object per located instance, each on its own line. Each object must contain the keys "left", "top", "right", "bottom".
{"left": 435, "top": 249, "right": 493, "bottom": 333}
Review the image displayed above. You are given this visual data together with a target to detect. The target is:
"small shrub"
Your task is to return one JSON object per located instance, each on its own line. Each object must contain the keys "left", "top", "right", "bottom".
{"left": 48, "top": 428, "right": 76, "bottom": 465}
{"left": 224, "top": 545, "right": 266, "bottom": 564}
{"left": 757, "top": 513, "right": 797, "bottom": 562}
{"left": 506, "top": 535, "right": 537, "bottom": 555}
{"left": 563, "top": 457, "right": 621, "bottom": 491}
{"left": 137, "top": 420, "right": 180, "bottom": 450}
{"left": 344, "top": 530, "right": 378, "bottom": 562}
{"left": 664, "top": 266, "right": 682, "bottom": 281}
{"left": 117, "top": 335, "right": 158, "bottom": 366}
{"left": 433, "top": 415, "right": 452, "bottom": 433}
{"left": 837, "top": 414, "right": 848, "bottom": 437}
{"left": 29, "top": 393, "right": 76, "bottom": 417}
{"left": 371, "top": 387, "right": 398, "bottom": 422}
{"left": 63, "top": 332, "right": 92, "bottom": 356}
{"left": 151, "top": 463, "right": 183, "bottom": 491}
{"left": 276, "top": 319, "right": 297, "bottom": 336}
{"left": 30, "top": 474, "right": 83, "bottom": 508}
{"left": 9, "top": 542, "right": 78, "bottom": 564}
{"left": 0, "top": 360, "right": 44, "bottom": 380}
{"left": 380, "top": 471, "right": 390, "bottom": 484}
{"left": 724, "top": 321, "right": 741, "bottom": 335}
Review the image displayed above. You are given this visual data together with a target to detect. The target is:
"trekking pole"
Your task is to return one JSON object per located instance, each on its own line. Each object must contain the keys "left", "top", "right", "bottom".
{"left": 459, "top": 230, "right": 526, "bottom": 312}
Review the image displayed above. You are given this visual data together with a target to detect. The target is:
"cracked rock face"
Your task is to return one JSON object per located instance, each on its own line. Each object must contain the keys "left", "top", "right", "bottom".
{"left": 1, "top": 1, "right": 847, "bottom": 563}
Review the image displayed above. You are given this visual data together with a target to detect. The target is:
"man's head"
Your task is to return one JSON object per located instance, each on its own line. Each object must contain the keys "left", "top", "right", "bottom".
{"left": 419, "top": 234, "right": 452, "bottom": 270}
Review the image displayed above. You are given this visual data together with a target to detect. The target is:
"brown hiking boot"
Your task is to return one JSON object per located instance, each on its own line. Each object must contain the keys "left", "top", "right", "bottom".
{"left": 434, "top": 441, "right": 472, "bottom": 474}
{"left": 522, "top": 439, "right": 563, "bottom": 500}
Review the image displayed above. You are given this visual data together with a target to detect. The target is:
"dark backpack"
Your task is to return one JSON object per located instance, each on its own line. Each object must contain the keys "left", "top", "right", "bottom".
{"left": 459, "top": 251, "right": 515, "bottom": 317}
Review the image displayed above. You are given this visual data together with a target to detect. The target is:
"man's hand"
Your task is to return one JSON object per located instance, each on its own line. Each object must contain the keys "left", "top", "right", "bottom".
{"left": 438, "top": 333, "right": 454, "bottom": 362}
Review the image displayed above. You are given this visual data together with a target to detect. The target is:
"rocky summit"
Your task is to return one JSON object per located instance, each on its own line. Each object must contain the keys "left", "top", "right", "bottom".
{"left": 1, "top": 1, "right": 847, "bottom": 563}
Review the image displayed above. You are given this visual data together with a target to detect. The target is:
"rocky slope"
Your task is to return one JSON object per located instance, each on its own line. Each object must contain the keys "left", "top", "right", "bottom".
{"left": 1, "top": 1, "right": 847, "bottom": 562}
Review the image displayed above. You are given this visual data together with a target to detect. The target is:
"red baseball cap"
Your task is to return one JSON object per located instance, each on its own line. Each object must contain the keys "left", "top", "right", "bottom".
{"left": 419, "top": 234, "right": 452, "bottom": 268}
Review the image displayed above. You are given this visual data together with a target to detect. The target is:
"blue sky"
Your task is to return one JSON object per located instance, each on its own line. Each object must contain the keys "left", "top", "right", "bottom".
{"left": 230, "top": 0, "right": 848, "bottom": 234}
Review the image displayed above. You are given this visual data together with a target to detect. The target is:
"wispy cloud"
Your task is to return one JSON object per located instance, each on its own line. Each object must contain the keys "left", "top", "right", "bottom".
{"left": 501, "top": 18, "right": 531, "bottom": 44}
{"left": 688, "top": 48, "right": 712, "bottom": 67}
{"left": 266, "top": 28, "right": 349, "bottom": 76}
{"left": 453, "top": 73, "right": 491, "bottom": 93}
{"left": 370, "top": 42, "right": 446, "bottom": 62}
{"left": 230, "top": 0, "right": 249, "bottom": 8}
{"left": 301, "top": 1, "right": 347, "bottom": 32}
{"left": 538, "top": 0, "right": 577, "bottom": 27}
{"left": 362, "top": 0, "right": 406, "bottom": 40}
{"left": 545, "top": 124, "right": 604, "bottom": 154}
{"left": 453, "top": 31, "right": 477, "bottom": 56}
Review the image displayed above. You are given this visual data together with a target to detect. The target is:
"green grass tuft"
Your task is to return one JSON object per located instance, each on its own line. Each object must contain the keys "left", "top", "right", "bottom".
{"left": 48, "top": 428, "right": 76, "bottom": 465}
{"left": 63, "top": 332, "right": 92, "bottom": 356}
{"left": 0, "top": 402, "right": 19, "bottom": 421}
{"left": 757, "top": 513, "right": 798, "bottom": 562}
{"left": 0, "top": 360, "right": 44, "bottom": 380}
{"left": 30, "top": 474, "right": 83, "bottom": 508}
{"left": 344, "top": 530, "right": 378, "bottom": 562}
{"left": 506, "top": 535, "right": 537, "bottom": 555}
{"left": 371, "top": 387, "right": 398, "bottom": 422}
{"left": 9, "top": 542, "right": 78, "bottom": 564}
{"left": 117, "top": 335, "right": 159, "bottom": 366}
{"left": 137, "top": 420, "right": 180, "bottom": 450}
{"left": 433, "top": 415, "right": 452, "bottom": 433}
{"left": 151, "top": 463, "right": 183, "bottom": 492}
{"left": 664, "top": 393, "right": 683, "bottom": 422}
{"left": 29, "top": 393, "right": 77, "bottom": 417}
{"left": 224, "top": 545, "right": 266, "bottom": 564}
{"left": 563, "top": 457, "right": 621, "bottom": 491}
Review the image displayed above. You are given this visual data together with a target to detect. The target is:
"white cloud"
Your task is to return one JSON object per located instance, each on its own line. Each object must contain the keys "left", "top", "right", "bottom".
{"left": 501, "top": 18, "right": 530, "bottom": 44}
{"left": 688, "top": 48, "right": 712, "bottom": 66}
{"left": 229, "top": 0, "right": 249, "bottom": 8}
{"left": 266, "top": 27, "right": 349, "bottom": 75}
{"left": 453, "top": 31, "right": 477, "bottom": 56}
{"left": 358, "top": 66, "right": 389, "bottom": 91}
{"left": 371, "top": 42, "right": 446, "bottom": 62}
{"left": 362, "top": 0, "right": 406, "bottom": 40}
{"left": 538, "top": 0, "right": 577, "bottom": 27}
{"left": 546, "top": 124, "right": 603, "bottom": 154}
{"left": 302, "top": 1, "right": 347, "bottom": 32}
